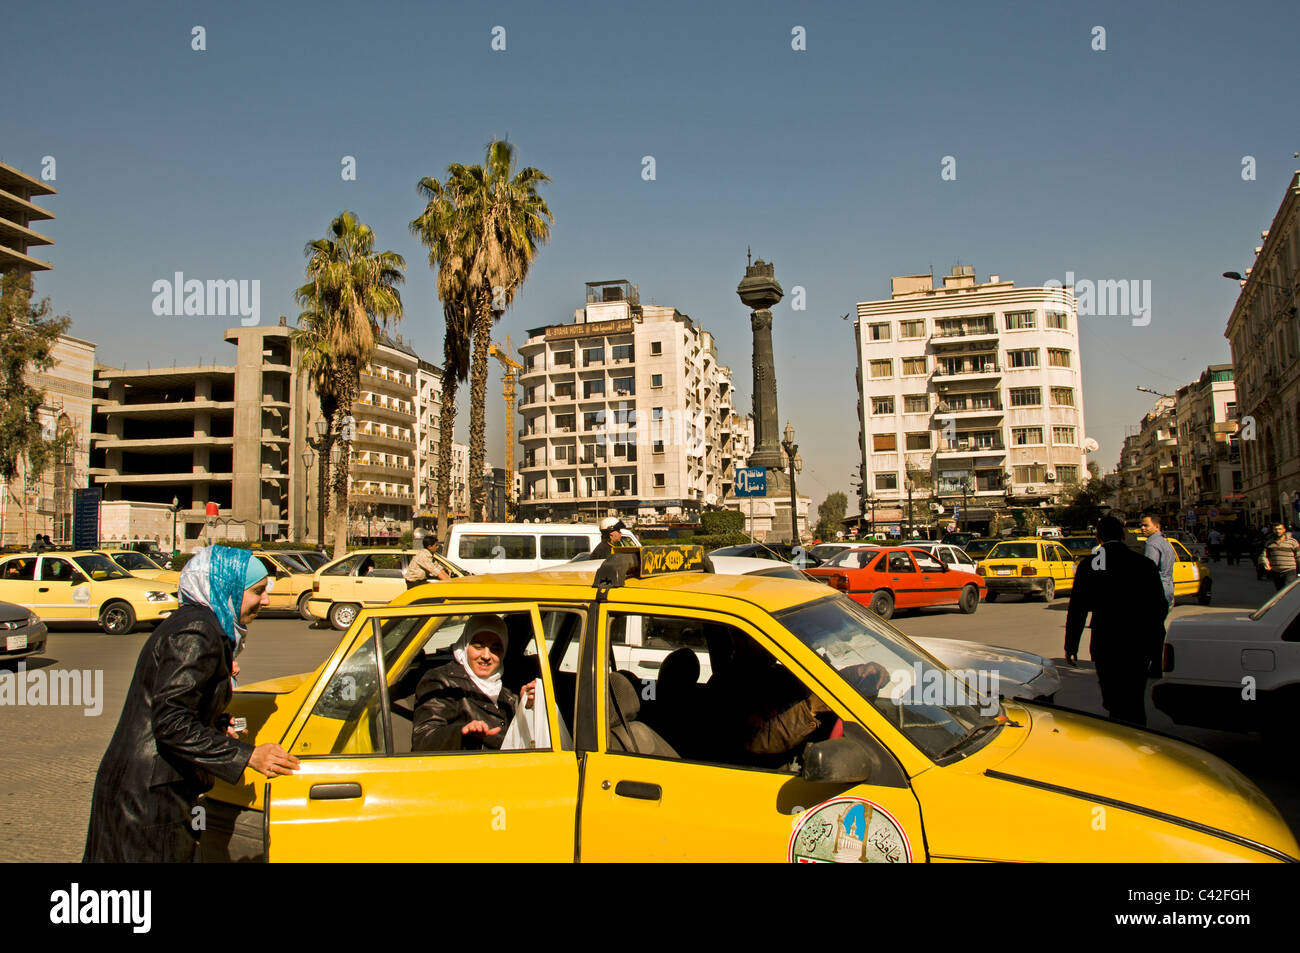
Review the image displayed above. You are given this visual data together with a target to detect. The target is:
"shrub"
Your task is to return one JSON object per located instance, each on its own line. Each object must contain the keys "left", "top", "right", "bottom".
{"left": 700, "top": 510, "right": 744, "bottom": 535}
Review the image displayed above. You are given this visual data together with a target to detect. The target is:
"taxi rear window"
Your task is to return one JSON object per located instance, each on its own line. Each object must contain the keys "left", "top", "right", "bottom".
{"left": 988, "top": 543, "right": 1038, "bottom": 559}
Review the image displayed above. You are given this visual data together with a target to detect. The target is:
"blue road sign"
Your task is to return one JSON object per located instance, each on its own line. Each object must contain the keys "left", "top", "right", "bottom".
{"left": 734, "top": 467, "right": 767, "bottom": 498}
{"left": 73, "top": 487, "right": 102, "bottom": 550}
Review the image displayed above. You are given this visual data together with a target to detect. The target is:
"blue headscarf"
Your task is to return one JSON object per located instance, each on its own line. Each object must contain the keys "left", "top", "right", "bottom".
{"left": 177, "top": 546, "right": 268, "bottom": 650}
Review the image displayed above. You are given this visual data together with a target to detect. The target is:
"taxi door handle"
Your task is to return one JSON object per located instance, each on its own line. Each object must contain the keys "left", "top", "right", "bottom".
{"left": 613, "top": 780, "right": 661, "bottom": 801}
{"left": 38, "top": 587, "right": 50, "bottom": 593}
{"left": 310, "top": 782, "right": 363, "bottom": 800}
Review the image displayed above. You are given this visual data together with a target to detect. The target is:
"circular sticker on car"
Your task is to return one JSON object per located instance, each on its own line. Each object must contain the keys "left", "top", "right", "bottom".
{"left": 788, "top": 796, "right": 912, "bottom": 863}
{"left": 73, "top": 585, "right": 91, "bottom": 604}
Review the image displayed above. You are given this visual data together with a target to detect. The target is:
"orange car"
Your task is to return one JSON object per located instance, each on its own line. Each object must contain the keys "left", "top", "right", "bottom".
{"left": 804, "top": 546, "right": 985, "bottom": 620}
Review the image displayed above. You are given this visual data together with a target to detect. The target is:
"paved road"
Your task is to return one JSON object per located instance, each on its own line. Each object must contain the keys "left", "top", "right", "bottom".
{"left": 2, "top": 559, "right": 1293, "bottom": 861}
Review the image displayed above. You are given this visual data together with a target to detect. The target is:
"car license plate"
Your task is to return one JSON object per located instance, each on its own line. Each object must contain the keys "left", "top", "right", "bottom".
{"left": 6, "top": 634, "right": 27, "bottom": 651}
{"left": 996, "top": 568, "right": 1012, "bottom": 575}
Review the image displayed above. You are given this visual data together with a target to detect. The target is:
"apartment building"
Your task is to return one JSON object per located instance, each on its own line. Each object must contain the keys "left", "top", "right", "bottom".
{"left": 1225, "top": 171, "right": 1300, "bottom": 528}
{"left": 0, "top": 160, "right": 55, "bottom": 274}
{"left": 1116, "top": 397, "right": 1179, "bottom": 519}
{"left": 517, "top": 280, "right": 738, "bottom": 523}
{"left": 855, "top": 267, "right": 1089, "bottom": 532}
{"left": 1175, "top": 366, "right": 1242, "bottom": 524}
{"left": 348, "top": 335, "right": 419, "bottom": 542}
{"left": 413, "top": 359, "right": 443, "bottom": 523}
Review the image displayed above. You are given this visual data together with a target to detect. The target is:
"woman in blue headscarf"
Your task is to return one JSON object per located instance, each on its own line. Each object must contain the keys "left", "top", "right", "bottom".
{"left": 84, "top": 545, "right": 300, "bottom": 862}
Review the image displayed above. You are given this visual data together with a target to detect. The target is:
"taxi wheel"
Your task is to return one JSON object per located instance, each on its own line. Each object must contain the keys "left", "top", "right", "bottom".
{"left": 1197, "top": 580, "right": 1212, "bottom": 606}
{"left": 1040, "top": 579, "right": 1056, "bottom": 602}
{"left": 328, "top": 602, "right": 360, "bottom": 630}
{"left": 99, "top": 601, "right": 137, "bottom": 635}
{"left": 297, "top": 592, "right": 314, "bottom": 621}
{"left": 958, "top": 585, "right": 979, "bottom": 614}
{"left": 868, "top": 590, "right": 894, "bottom": 620}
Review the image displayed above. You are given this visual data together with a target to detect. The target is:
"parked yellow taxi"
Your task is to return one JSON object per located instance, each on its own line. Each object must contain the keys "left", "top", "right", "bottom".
{"left": 98, "top": 549, "right": 181, "bottom": 586}
{"left": 306, "top": 548, "right": 465, "bottom": 630}
{"left": 0, "top": 550, "right": 178, "bottom": 634}
{"left": 976, "top": 538, "right": 1078, "bottom": 602}
{"left": 1135, "top": 535, "right": 1213, "bottom": 604}
{"left": 249, "top": 550, "right": 319, "bottom": 620}
{"left": 199, "top": 547, "right": 1297, "bottom": 862}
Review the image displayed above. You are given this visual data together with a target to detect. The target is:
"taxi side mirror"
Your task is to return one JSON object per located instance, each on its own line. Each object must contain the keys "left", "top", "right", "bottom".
{"left": 802, "top": 736, "right": 873, "bottom": 784}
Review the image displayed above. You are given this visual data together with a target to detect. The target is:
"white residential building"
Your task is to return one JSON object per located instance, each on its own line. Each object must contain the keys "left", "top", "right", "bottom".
{"left": 517, "top": 280, "right": 739, "bottom": 523}
{"left": 854, "top": 267, "right": 1089, "bottom": 532}
{"left": 414, "top": 358, "right": 443, "bottom": 522}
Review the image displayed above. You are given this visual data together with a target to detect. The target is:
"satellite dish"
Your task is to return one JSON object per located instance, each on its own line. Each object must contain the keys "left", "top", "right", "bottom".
{"left": 1082, "top": 437, "right": 1099, "bottom": 453}
{"left": 705, "top": 493, "right": 717, "bottom": 505}
{"left": 934, "top": 504, "right": 945, "bottom": 515}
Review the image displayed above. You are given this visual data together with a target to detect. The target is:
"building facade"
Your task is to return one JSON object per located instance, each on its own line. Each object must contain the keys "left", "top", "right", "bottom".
{"left": 1174, "top": 365, "right": 1242, "bottom": 527}
{"left": 414, "top": 359, "right": 443, "bottom": 526}
{"left": 1115, "top": 397, "right": 1179, "bottom": 520}
{"left": 1225, "top": 171, "right": 1300, "bottom": 528}
{"left": 854, "top": 267, "right": 1089, "bottom": 533}
{"left": 517, "top": 280, "right": 739, "bottom": 523}
{"left": 347, "top": 336, "right": 419, "bottom": 543}
{"left": 0, "top": 160, "right": 55, "bottom": 274}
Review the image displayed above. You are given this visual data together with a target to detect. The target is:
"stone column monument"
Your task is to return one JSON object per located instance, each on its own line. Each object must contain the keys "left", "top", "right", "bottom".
{"left": 737, "top": 254, "right": 785, "bottom": 474}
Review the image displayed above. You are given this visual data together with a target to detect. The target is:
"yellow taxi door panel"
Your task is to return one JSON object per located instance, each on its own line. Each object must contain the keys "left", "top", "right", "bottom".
{"left": 576, "top": 603, "right": 926, "bottom": 863}
{"left": 37, "top": 556, "right": 95, "bottom": 621}
{"left": 266, "top": 603, "right": 578, "bottom": 862}
{"left": 255, "top": 556, "right": 294, "bottom": 611}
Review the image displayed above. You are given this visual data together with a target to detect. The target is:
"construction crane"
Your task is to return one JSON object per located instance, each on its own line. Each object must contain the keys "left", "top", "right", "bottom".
{"left": 488, "top": 336, "right": 524, "bottom": 520}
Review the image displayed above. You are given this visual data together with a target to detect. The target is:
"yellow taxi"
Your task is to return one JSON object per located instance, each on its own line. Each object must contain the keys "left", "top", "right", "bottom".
{"left": 1136, "top": 535, "right": 1213, "bottom": 604}
{"left": 199, "top": 547, "right": 1298, "bottom": 862}
{"left": 306, "top": 548, "right": 465, "bottom": 630}
{"left": 249, "top": 550, "right": 320, "bottom": 620}
{"left": 975, "top": 538, "right": 1078, "bottom": 602}
{"left": 97, "top": 549, "right": 181, "bottom": 586}
{"left": 0, "top": 550, "right": 178, "bottom": 635}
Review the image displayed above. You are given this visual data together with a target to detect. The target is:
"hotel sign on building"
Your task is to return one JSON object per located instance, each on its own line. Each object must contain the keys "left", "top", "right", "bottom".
{"left": 544, "top": 318, "right": 634, "bottom": 341}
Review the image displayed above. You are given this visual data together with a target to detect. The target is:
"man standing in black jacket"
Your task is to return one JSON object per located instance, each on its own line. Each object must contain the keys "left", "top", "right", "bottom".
{"left": 1064, "top": 516, "right": 1169, "bottom": 727}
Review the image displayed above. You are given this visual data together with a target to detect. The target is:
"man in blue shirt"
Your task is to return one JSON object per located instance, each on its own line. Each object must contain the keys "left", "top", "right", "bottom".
{"left": 1140, "top": 510, "right": 1177, "bottom": 610}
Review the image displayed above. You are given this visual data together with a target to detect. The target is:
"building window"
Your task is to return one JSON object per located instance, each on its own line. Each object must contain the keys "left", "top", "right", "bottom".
{"left": 1056, "top": 465, "right": 1079, "bottom": 483}
{"left": 899, "top": 320, "right": 925, "bottom": 339}
{"left": 652, "top": 441, "right": 665, "bottom": 454}
{"left": 612, "top": 376, "right": 634, "bottom": 396}
{"left": 1014, "top": 464, "right": 1046, "bottom": 483}
{"left": 869, "top": 359, "right": 893, "bottom": 378}
{"left": 1012, "top": 427, "right": 1044, "bottom": 445}
{"left": 1009, "top": 387, "right": 1041, "bottom": 407}
{"left": 1007, "top": 349, "right": 1038, "bottom": 368}
{"left": 872, "top": 396, "right": 895, "bottom": 415}
{"left": 1048, "top": 348, "right": 1071, "bottom": 367}
{"left": 651, "top": 374, "right": 663, "bottom": 388}
{"left": 875, "top": 472, "right": 898, "bottom": 490}
{"left": 583, "top": 346, "right": 604, "bottom": 366}
{"left": 1046, "top": 311, "right": 1069, "bottom": 329}
{"left": 583, "top": 411, "right": 605, "bottom": 430}
{"left": 872, "top": 433, "right": 897, "bottom": 451}
{"left": 555, "top": 477, "right": 571, "bottom": 493}
{"left": 650, "top": 341, "right": 663, "bottom": 355}
{"left": 903, "top": 394, "right": 929, "bottom": 413}
{"left": 1052, "top": 426, "right": 1076, "bottom": 444}
{"left": 905, "top": 432, "right": 931, "bottom": 450}
{"left": 612, "top": 343, "right": 633, "bottom": 362}
{"left": 653, "top": 473, "right": 666, "bottom": 488}
{"left": 554, "top": 351, "right": 574, "bottom": 366}
{"left": 902, "top": 357, "right": 927, "bottom": 376}
{"left": 1004, "top": 310, "right": 1036, "bottom": 330}
{"left": 868, "top": 322, "right": 891, "bottom": 341}
{"left": 1050, "top": 386, "right": 1074, "bottom": 406}
{"left": 583, "top": 379, "right": 605, "bottom": 399}
{"left": 652, "top": 407, "right": 664, "bottom": 421}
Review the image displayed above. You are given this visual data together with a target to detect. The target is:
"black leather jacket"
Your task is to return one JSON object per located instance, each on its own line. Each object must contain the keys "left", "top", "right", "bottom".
{"left": 411, "top": 661, "right": 518, "bottom": 752}
{"left": 83, "top": 604, "right": 255, "bottom": 862}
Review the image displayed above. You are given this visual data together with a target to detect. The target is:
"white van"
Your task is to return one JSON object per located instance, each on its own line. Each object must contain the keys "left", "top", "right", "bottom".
{"left": 446, "top": 522, "right": 641, "bottom": 575}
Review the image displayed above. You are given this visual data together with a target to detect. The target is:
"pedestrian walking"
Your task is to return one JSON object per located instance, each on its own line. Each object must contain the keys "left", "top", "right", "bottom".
{"left": 1207, "top": 527, "right": 1223, "bottom": 563}
{"left": 403, "top": 533, "right": 450, "bottom": 589}
{"left": 83, "top": 545, "right": 299, "bottom": 862}
{"left": 1065, "top": 516, "right": 1169, "bottom": 727}
{"left": 1260, "top": 522, "right": 1300, "bottom": 591}
{"left": 1140, "top": 510, "right": 1177, "bottom": 611}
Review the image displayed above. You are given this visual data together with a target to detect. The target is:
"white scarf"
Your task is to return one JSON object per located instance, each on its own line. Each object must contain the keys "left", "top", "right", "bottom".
{"left": 452, "top": 620, "right": 508, "bottom": 703}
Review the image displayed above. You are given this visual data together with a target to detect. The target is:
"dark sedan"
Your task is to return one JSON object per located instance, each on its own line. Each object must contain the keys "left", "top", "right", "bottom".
{"left": 0, "top": 600, "right": 48, "bottom": 664}
{"left": 708, "top": 543, "right": 824, "bottom": 567}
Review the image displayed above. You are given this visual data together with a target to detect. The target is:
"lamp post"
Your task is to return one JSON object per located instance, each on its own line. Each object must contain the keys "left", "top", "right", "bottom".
{"left": 1222, "top": 271, "right": 1298, "bottom": 311}
{"left": 865, "top": 492, "right": 876, "bottom": 539}
{"left": 330, "top": 440, "right": 344, "bottom": 547}
{"left": 960, "top": 477, "right": 972, "bottom": 533}
{"left": 905, "top": 477, "right": 915, "bottom": 539}
{"left": 780, "top": 421, "right": 801, "bottom": 545}
{"left": 170, "top": 496, "right": 180, "bottom": 557}
{"left": 305, "top": 417, "right": 332, "bottom": 545}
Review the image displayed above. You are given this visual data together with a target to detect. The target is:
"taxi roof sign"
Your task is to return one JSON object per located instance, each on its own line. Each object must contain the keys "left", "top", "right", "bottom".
{"left": 593, "top": 544, "right": 713, "bottom": 588}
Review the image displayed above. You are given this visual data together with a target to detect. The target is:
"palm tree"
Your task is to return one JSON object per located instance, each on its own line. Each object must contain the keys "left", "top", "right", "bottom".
{"left": 414, "top": 141, "right": 551, "bottom": 525}
{"left": 296, "top": 211, "right": 406, "bottom": 555}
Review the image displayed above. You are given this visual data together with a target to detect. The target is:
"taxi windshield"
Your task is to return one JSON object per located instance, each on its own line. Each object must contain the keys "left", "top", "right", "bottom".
{"left": 775, "top": 594, "right": 1001, "bottom": 762}
{"left": 73, "top": 554, "right": 133, "bottom": 580}
{"left": 113, "top": 552, "right": 160, "bottom": 570}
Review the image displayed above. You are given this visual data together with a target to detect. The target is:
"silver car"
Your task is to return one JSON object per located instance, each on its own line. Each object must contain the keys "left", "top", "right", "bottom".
{"left": 0, "top": 600, "right": 48, "bottom": 663}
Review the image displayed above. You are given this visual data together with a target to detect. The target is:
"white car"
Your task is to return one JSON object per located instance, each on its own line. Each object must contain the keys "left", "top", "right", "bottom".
{"left": 902, "top": 541, "right": 978, "bottom": 574}
{"left": 1153, "top": 582, "right": 1300, "bottom": 736}
{"left": 552, "top": 553, "right": 1059, "bottom": 700}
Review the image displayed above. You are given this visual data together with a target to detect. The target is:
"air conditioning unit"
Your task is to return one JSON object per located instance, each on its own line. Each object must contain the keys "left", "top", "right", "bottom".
{"left": 982, "top": 363, "right": 995, "bottom": 372}
{"left": 1045, "top": 471, "right": 1057, "bottom": 482}
{"left": 958, "top": 439, "right": 971, "bottom": 450}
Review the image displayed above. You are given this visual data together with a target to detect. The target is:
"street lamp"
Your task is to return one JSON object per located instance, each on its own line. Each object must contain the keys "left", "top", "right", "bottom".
{"left": 780, "top": 421, "right": 801, "bottom": 545}
{"left": 864, "top": 492, "right": 876, "bottom": 539}
{"left": 170, "top": 496, "right": 180, "bottom": 557}
{"left": 305, "top": 417, "right": 333, "bottom": 545}
{"left": 1222, "top": 271, "right": 1297, "bottom": 300}
{"left": 959, "top": 477, "right": 972, "bottom": 534}
{"left": 905, "top": 477, "right": 915, "bottom": 539}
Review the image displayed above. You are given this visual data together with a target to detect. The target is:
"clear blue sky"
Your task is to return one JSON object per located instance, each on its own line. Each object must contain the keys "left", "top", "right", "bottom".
{"left": 4, "top": 0, "right": 1297, "bottom": 510}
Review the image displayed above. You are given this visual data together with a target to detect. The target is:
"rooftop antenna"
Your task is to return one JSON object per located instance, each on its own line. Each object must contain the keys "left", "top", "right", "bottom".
{"left": 747, "top": 246, "right": 752, "bottom": 268}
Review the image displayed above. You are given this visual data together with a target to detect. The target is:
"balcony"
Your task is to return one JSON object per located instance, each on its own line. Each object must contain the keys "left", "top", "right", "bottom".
{"left": 932, "top": 363, "right": 1002, "bottom": 383}
{"left": 935, "top": 441, "right": 1005, "bottom": 457}
{"left": 933, "top": 402, "right": 1003, "bottom": 419}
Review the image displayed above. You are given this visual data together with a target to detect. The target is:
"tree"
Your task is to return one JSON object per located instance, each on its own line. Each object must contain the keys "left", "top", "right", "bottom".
{"left": 1057, "top": 477, "right": 1110, "bottom": 530}
{"left": 815, "top": 491, "right": 847, "bottom": 539}
{"left": 295, "top": 212, "right": 405, "bottom": 556}
{"left": 415, "top": 141, "right": 552, "bottom": 523}
{"left": 0, "top": 272, "right": 73, "bottom": 499}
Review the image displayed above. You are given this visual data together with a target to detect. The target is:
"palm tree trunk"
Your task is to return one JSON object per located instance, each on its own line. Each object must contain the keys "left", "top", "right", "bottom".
{"left": 467, "top": 292, "right": 493, "bottom": 521}
{"left": 332, "top": 360, "right": 360, "bottom": 558}
{"left": 436, "top": 367, "right": 458, "bottom": 542}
